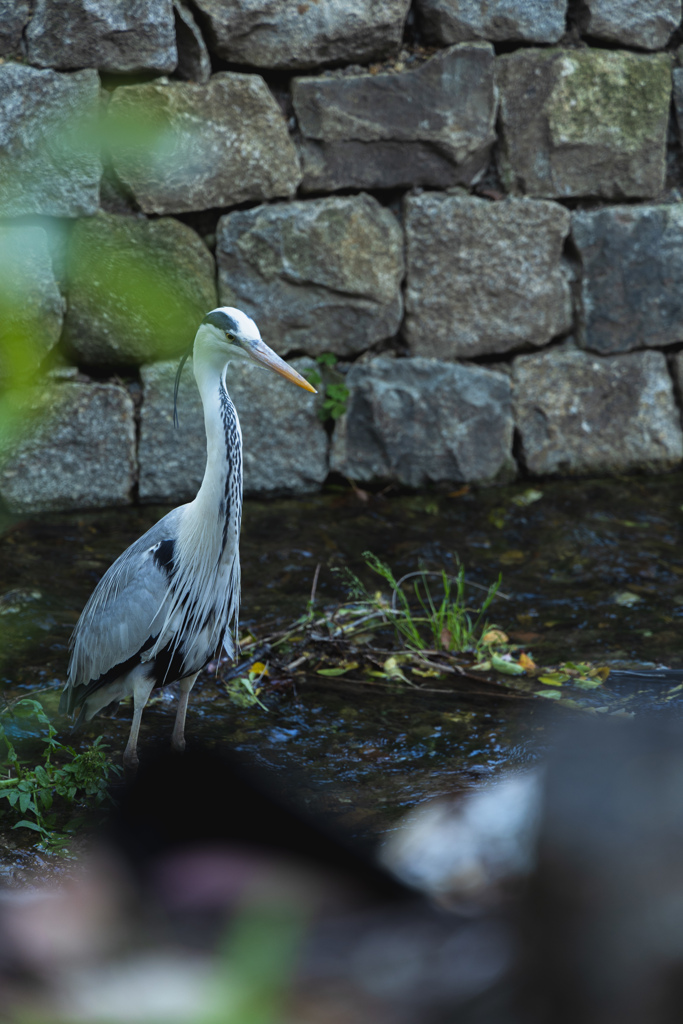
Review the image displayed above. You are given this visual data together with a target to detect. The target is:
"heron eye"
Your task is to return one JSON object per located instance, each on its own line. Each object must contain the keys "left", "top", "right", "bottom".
{"left": 225, "top": 332, "right": 235, "bottom": 342}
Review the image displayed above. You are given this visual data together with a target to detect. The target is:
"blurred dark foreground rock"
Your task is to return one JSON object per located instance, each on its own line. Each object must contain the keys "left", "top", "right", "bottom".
{"left": 3, "top": 717, "right": 683, "bottom": 1022}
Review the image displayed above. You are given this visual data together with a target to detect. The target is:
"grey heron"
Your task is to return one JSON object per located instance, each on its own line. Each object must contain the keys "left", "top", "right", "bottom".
{"left": 60, "top": 307, "right": 316, "bottom": 768}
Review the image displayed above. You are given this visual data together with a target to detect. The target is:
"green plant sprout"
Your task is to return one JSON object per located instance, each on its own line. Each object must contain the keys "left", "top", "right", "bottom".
{"left": 333, "top": 552, "right": 503, "bottom": 654}
{"left": 303, "top": 354, "right": 350, "bottom": 422}
{"left": 0, "top": 697, "right": 121, "bottom": 854}
{"left": 222, "top": 662, "right": 269, "bottom": 711}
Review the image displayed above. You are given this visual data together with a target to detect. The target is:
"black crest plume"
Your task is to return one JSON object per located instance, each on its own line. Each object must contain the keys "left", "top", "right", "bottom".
{"left": 173, "top": 342, "right": 194, "bottom": 429}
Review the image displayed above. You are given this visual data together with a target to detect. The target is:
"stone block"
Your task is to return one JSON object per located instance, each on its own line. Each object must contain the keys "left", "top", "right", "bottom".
{"left": 331, "top": 357, "right": 516, "bottom": 487}
{"left": 0, "top": 383, "right": 136, "bottom": 513}
{"left": 0, "top": 64, "right": 100, "bottom": 217}
{"left": 108, "top": 74, "right": 301, "bottom": 215}
{"left": 293, "top": 43, "right": 497, "bottom": 193}
{"left": 193, "top": 0, "right": 410, "bottom": 70}
{"left": 0, "top": 0, "right": 29, "bottom": 57}
{"left": 403, "top": 194, "right": 572, "bottom": 359}
{"left": 138, "top": 357, "right": 328, "bottom": 501}
{"left": 572, "top": 206, "right": 683, "bottom": 356}
{"left": 513, "top": 349, "right": 683, "bottom": 477}
{"left": 25, "top": 0, "right": 178, "bottom": 73}
{"left": 579, "top": 0, "right": 680, "bottom": 50}
{"left": 415, "top": 0, "right": 566, "bottom": 45}
{"left": 497, "top": 49, "right": 671, "bottom": 199}
{"left": 0, "top": 225, "right": 65, "bottom": 384}
{"left": 217, "top": 195, "right": 404, "bottom": 358}
{"left": 63, "top": 213, "right": 217, "bottom": 367}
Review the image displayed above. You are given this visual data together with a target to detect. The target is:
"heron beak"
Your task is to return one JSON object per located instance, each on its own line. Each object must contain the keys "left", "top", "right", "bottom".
{"left": 246, "top": 338, "right": 317, "bottom": 393}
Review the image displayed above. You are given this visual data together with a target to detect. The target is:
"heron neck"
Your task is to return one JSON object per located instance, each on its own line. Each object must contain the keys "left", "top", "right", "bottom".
{"left": 187, "top": 356, "right": 243, "bottom": 560}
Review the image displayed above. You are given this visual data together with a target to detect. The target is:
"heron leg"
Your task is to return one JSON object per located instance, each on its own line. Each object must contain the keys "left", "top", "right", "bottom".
{"left": 171, "top": 672, "right": 199, "bottom": 753}
{"left": 123, "top": 671, "right": 155, "bottom": 770}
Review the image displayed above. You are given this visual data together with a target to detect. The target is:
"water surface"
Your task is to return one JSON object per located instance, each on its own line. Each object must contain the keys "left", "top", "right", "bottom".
{"left": 2, "top": 474, "right": 682, "bottom": 849}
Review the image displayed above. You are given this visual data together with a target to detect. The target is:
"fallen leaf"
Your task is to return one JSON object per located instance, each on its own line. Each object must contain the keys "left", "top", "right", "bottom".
{"left": 613, "top": 591, "right": 642, "bottom": 607}
{"left": 249, "top": 662, "right": 269, "bottom": 676}
{"left": 499, "top": 550, "right": 525, "bottom": 565}
{"left": 383, "top": 656, "right": 410, "bottom": 682}
{"left": 317, "top": 661, "right": 359, "bottom": 677}
{"left": 489, "top": 508, "right": 506, "bottom": 529}
{"left": 511, "top": 488, "right": 543, "bottom": 507}
{"left": 573, "top": 677, "right": 604, "bottom": 690}
{"left": 536, "top": 689, "right": 562, "bottom": 700}
{"left": 440, "top": 627, "right": 453, "bottom": 649}
{"left": 482, "top": 628, "right": 509, "bottom": 644}
{"left": 538, "top": 673, "right": 568, "bottom": 687}
{"left": 518, "top": 652, "right": 537, "bottom": 673}
{"left": 448, "top": 485, "right": 470, "bottom": 498}
{"left": 491, "top": 653, "right": 526, "bottom": 676}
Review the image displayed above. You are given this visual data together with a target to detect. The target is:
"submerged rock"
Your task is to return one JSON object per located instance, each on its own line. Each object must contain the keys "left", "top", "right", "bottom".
{"left": 0, "top": 64, "right": 100, "bottom": 217}
{"left": 217, "top": 195, "right": 404, "bottom": 358}
{"left": 572, "top": 205, "right": 683, "bottom": 355}
{"left": 331, "top": 357, "right": 516, "bottom": 487}
{"left": 25, "top": 0, "right": 178, "bottom": 73}
{"left": 62, "top": 212, "right": 217, "bottom": 367}
{"left": 0, "top": 383, "right": 136, "bottom": 513}
{"left": 192, "top": 0, "right": 410, "bottom": 70}
{"left": 497, "top": 48, "right": 671, "bottom": 199}
{"left": 108, "top": 74, "right": 301, "bottom": 215}
{"left": 403, "top": 194, "right": 571, "bottom": 359}
{"left": 415, "top": 0, "right": 566, "bottom": 44}
{"left": 513, "top": 348, "right": 683, "bottom": 477}
{"left": 138, "top": 358, "right": 328, "bottom": 502}
{"left": 293, "top": 43, "right": 497, "bottom": 192}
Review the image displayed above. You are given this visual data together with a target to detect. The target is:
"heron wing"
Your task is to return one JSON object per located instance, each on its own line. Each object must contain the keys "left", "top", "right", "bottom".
{"left": 62, "top": 507, "right": 185, "bottom": 712}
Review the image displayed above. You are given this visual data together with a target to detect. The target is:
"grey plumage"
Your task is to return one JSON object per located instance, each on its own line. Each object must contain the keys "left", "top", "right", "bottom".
{"left": 60, "top": 307, "right": 316, "bottom": 767}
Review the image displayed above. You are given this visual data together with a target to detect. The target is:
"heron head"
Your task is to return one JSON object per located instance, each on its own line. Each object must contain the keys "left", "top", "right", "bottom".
{"left": 174, "top": 306, "right": 316, "bottom": 427}
{"left": 199, "top": 307, "right": 316, "bottom": 390}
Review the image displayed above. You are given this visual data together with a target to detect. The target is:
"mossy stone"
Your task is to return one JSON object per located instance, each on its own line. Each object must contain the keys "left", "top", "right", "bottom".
{"left": 497, "top": 48, "right": 671, "bottom": 199}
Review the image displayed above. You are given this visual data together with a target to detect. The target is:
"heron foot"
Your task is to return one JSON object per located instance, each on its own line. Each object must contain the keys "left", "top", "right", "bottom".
{"left": 171, "top": 735, "right": 186, "bottom": 753}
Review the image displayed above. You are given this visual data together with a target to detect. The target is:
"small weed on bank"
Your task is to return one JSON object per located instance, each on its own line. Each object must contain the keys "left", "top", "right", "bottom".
{"left": 0, "top": 698, "right": 120, "bottom": 853}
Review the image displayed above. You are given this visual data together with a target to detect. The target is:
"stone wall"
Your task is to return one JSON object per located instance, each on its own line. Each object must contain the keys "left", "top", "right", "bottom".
{"left": 2, "top": 0, "right": 683, "bottom": 511}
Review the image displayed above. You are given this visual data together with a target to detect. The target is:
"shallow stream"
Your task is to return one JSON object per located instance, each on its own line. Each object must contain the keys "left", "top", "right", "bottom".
{"left": 2, "top": 473, "right": 683, "bottom": 860}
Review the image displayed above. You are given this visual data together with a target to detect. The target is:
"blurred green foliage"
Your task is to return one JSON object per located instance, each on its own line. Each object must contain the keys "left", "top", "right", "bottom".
{"left": 0, "top": 88, "right": 205, "bottom": 433}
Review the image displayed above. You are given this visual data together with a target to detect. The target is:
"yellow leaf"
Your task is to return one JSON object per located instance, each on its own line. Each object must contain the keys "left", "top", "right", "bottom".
{"left": 482, "top": 628, "right": 509, "bottom": 644}
{"left": 411, "top": 667, "right": 443, "bottom": 678}
{"left": 499, "top": 550, "right": 525, "bottom": 565}
{"left": 317, "top": 661, "right": 359, "bottom": 677}
{"left": 518, "top": 652, "right": 537, "bottom": 673}
{"left": 538, "top": 673, "right": 567, "bottom": 687}
{"left": 383, "top": 657, "right": 409, "bottom": 682}
{"left": 249, "top": 662, "right": 269, "bottom": 676}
